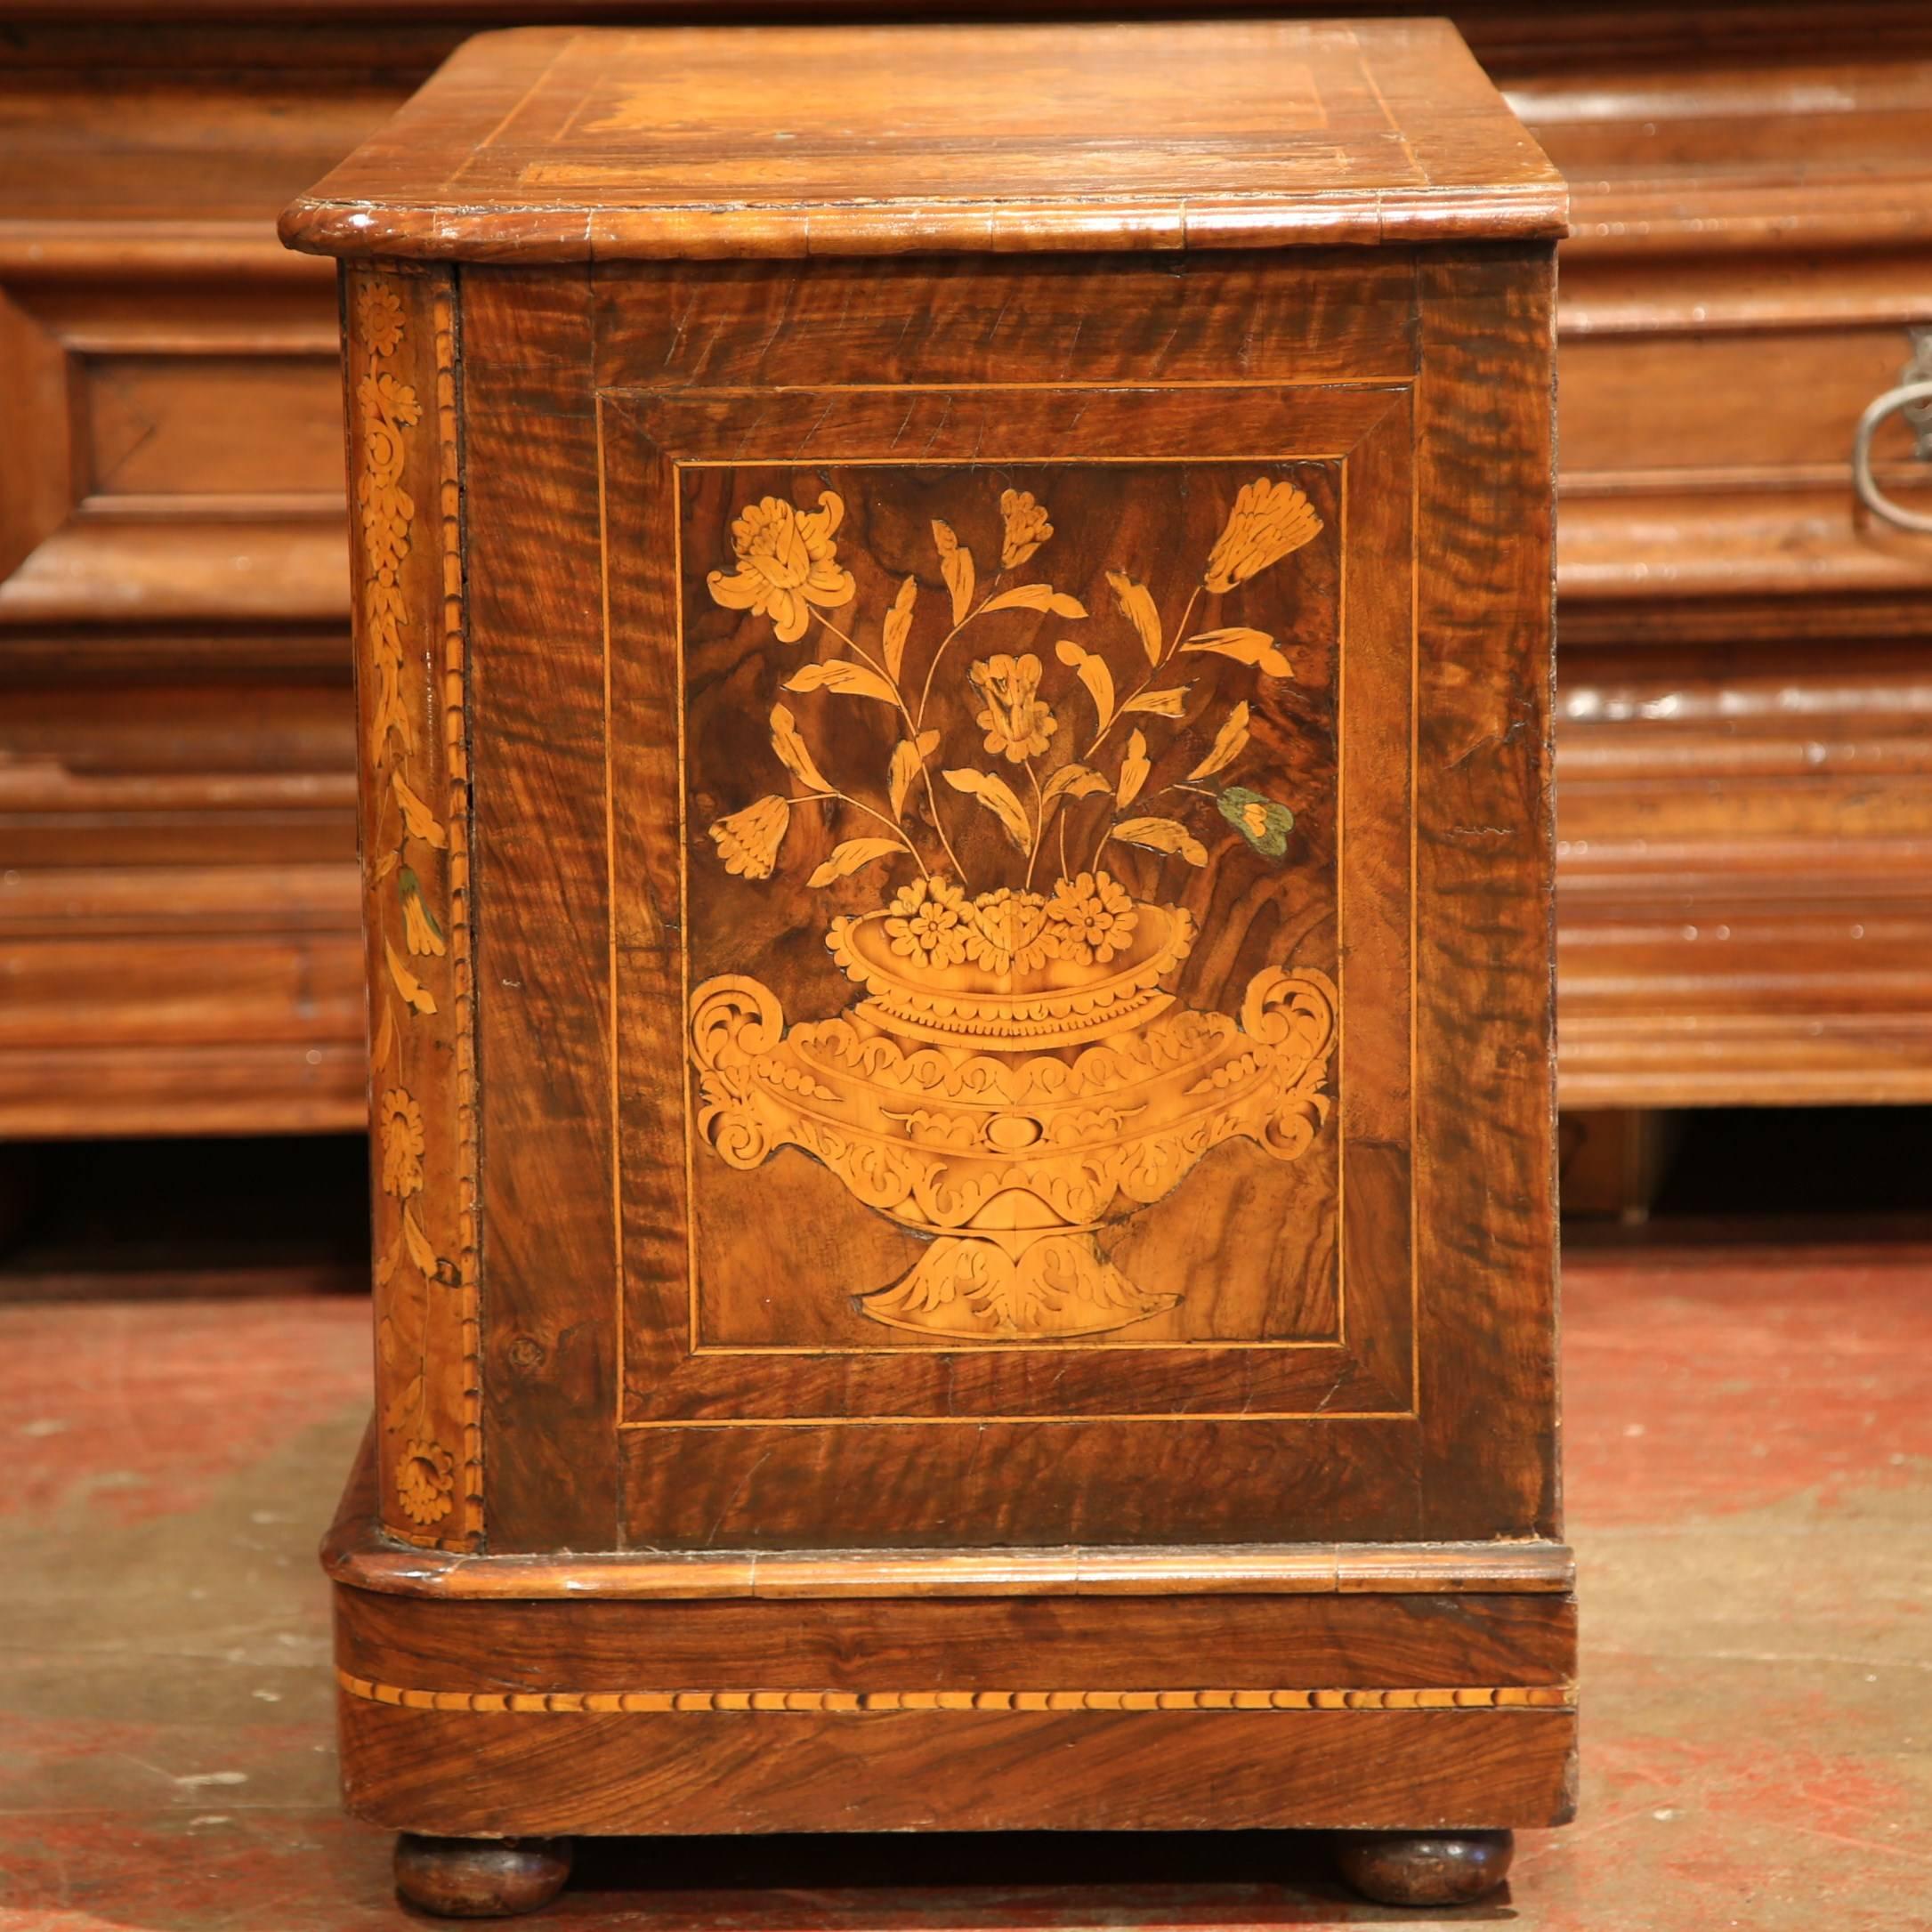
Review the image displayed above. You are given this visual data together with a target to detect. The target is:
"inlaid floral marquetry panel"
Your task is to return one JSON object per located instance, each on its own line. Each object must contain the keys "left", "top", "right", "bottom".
{"left": 673, "top": 461, "right": 1342, "bottom": 1350}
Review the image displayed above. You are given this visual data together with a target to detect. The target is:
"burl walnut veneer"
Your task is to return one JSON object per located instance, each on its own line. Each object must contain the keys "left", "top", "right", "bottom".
{"left": 284, "top": 19, "right": 1572, "bottom": 1915}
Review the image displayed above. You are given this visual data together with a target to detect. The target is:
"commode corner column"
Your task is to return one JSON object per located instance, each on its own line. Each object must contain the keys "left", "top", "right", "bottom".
{"left": 342, "top": 261, "right": 482, "bottom": 1552}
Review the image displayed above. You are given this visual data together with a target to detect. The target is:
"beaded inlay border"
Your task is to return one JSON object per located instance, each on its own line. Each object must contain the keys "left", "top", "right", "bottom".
{"left": 338, "top": 1670, "right": 1574, "bottom": 1715}
{"left": 432, "top": 284, "right": 483, "bottom": 1539}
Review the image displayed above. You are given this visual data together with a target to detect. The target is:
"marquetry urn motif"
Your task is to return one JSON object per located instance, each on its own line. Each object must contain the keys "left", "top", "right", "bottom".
{"left": 687, "top": 478, "right": 1338, "bottom": 1340}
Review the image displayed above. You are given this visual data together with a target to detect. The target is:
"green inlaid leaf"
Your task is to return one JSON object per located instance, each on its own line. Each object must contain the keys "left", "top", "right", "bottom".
{"left": 1217, "top": 786, "right": 1296, "bottom": 858}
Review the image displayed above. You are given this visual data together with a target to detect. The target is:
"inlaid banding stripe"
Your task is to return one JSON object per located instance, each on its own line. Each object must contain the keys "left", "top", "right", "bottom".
{"left": 338, "top": 1669, "right": 1574, "bottom": 1715}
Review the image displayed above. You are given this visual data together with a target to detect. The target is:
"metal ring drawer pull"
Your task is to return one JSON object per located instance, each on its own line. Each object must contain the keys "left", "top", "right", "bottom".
{"left": 1852, "top": 377, "right": 1932, "bottom": 535}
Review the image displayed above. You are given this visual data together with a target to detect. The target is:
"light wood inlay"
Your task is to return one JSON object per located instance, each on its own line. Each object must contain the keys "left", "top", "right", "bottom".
{"left": 352, "top": 267, "right": 481, "bottom": 1551}
{"left": 338, "top": 1669, "right": 1577, "bottom": 1717}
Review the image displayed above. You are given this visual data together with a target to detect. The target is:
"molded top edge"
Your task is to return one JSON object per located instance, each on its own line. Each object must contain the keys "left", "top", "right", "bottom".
{"left": 279, "top": 20, "right": 1568, "bottom": 263}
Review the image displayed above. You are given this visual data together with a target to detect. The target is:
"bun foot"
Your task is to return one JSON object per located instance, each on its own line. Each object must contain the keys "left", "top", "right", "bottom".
{"left": 1334, "top": 1828, "right": 1514, "bottom": 1906}
{"left": 393, "top": 1834, "right": 573, "bottom": 1917}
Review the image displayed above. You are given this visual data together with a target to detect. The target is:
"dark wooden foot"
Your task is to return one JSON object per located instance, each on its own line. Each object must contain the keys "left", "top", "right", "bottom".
{"left": 1334, "top": 1829, "right": 1514, "bottom": 1906}
{"left": 393, "top": 1835, "right": 573, "bottom": 1918}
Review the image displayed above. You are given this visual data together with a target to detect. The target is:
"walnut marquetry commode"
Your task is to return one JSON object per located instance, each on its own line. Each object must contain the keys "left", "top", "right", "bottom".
{"left": 282, "top": 18, "right": 1572, "bottom": 1918}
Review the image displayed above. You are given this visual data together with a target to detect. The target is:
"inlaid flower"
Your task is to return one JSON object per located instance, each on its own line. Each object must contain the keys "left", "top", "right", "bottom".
{"left": 885, "top": 876, "right": 969, "bottom": 968}
{"left": 397, "top": 1437, "right": 454, "bottom": 1526}
{"left": 998, "top": 488, "right": 1052, "bottom": 569}
{"left": 966, "top": 889, "right": 1055, "bottom": 974}
{"left": 358, "top": 285, "right": 406, "bottom": 360}
{"left": 707, "top": 491, "right": 856, "bottom": 643}
{"left": 709, "top": 795, "right": 790, "bottom": 880}
{"left": 1217, "top": 786, "right": 1297, "bottom": 857}
{"left": 1045, "top": 870, "right": 1138, "bottom": 966}
{"left": 377, "top": 1087, "right": 425, "bottom": 1199}
{"left": 400, "top": 874, "right": 446, "bottom": 958}
{"left": 970, "top": 653, "right": 1057, "bottom": 763}
{"left": 1203, "top": 478, "right": 1322, "bottom": 594}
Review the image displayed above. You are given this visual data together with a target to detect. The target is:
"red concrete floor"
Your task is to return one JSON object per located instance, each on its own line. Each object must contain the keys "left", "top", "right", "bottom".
{"left": 1, "top": 1249, "right": 1928, "bottom": 1929}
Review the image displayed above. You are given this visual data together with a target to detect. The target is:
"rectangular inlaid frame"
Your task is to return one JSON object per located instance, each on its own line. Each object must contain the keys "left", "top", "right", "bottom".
{"left": 673, "top": 452, "right": 1345, "bottom": 1360}
{"left": 598, "top": 384, "right": 1416, "bottom": 1431}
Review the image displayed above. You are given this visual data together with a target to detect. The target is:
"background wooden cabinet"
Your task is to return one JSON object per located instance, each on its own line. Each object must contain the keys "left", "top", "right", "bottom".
{"left": 0, "top": 23, "right": 382, "bottom": 1134}
{"left": 4, "top": 2, "right": 1931, "bottom": 1136}
{"left": 1537, "top": 23, "right": 1932, "bottom": 1104}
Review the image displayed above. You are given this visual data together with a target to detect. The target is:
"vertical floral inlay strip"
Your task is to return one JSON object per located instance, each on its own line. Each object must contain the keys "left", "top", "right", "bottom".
{"left": 352, "top": 266, "right": 481, "bottom": 1548}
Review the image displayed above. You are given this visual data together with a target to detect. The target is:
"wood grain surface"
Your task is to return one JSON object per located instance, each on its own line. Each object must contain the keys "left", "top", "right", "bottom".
{"left": 336, "top": 1589, "right": 1578, "bottom": 1699}
{"left": 1412, "top": 249, "right": 1559, "bottom": 1537}
{"left": 444, "top": 230, "right": 1557, "bottom": 1550}
{"left": 279, "top": 20, "right": 1566, "bottom": 263}
{"left": 338, "top": 1697, "right": 1576, "bottom": 1838}
{"left": 462, "top": 265, "right": 622, "bottom": 1555}
{"left": 600, "top": 386, "right": 1409, "bottom": 1421}
{"left": 323, "top": 1421, "right": 1579, "bottom": 1599}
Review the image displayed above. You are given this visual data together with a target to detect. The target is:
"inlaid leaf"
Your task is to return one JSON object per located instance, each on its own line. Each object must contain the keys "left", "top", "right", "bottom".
{"left": 882, "top": 576, "right": 917, "bottom": 681}
{"left": 1120, "top": 687, "right": 1189, "bottom": 720}
{"left": 384, "top": 940, "right": 438, "bottom": 1015}
{"left": 1042, "top": 762, "right": 1112, "bottom": 806}
{"left": 942, "top": 766, "right": 1031, "bottom": 852}
{"left": 371, "top": 1000, "right": 396, "bottom": 1073}
{"left": 1182, "top": 626, "right": 1294, "bottom": 679}
{"left": 1113, "top": 815, "right": 1209, "bottom": 866}
{"left": 806, "top": 837, "right": 905, "bottom": 888}
{"left": 933, "top": 519, "right": 974, "bottom": 626}
{"left": 1055, "top": 639, "right": 1115, "bottom": 732}
{"left": 888, "top": 729, "right": 942, "bottom": 819}
{"left": 399, "top": 869, "right": 446, "bottom": 958}
{"left": 401, "top": 1202, "right": 438, "bottom": 1276}
{"left": 784, "top": 659, "right": 898, "bottom": 705}
{"left": 1186, "top": 700, "right": 1251, "bottom": 781}
{"left": 1107, "top": 571, "right": 1162, "bottom": 667}
{"left": 769, "top": 702, "right": 833, "bottom": 792}
{"left": 1117, "top": 729, "right": 1151, "bottom": 808}
{"left": 1217, "top": 785, "right": 1297, "bottom": 858}
{"left": 391, "top": 771, "right": 448, "bottom": 848}
{"left": 980, "top": 584, "right": 1087, "bottom": 619}
{"left": 384, "top": 1370, "right": 424, "bottom": 1435}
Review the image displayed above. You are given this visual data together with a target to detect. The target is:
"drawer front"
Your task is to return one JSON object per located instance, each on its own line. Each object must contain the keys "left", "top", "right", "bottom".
{"left": 1520, "top": 53, "right": 1932, "bottom": 602}
{"left": 0, "top": 279, "right": 351, "bottom": 624}
{"left": 1562, "top": 310, "right": 1932, "bottom": 486}
{"left": 1556, "top": 263, "right": 1932, "bottom": 606}
{"left": 0, "top": 217, "right": 364, "bottom": 1136}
